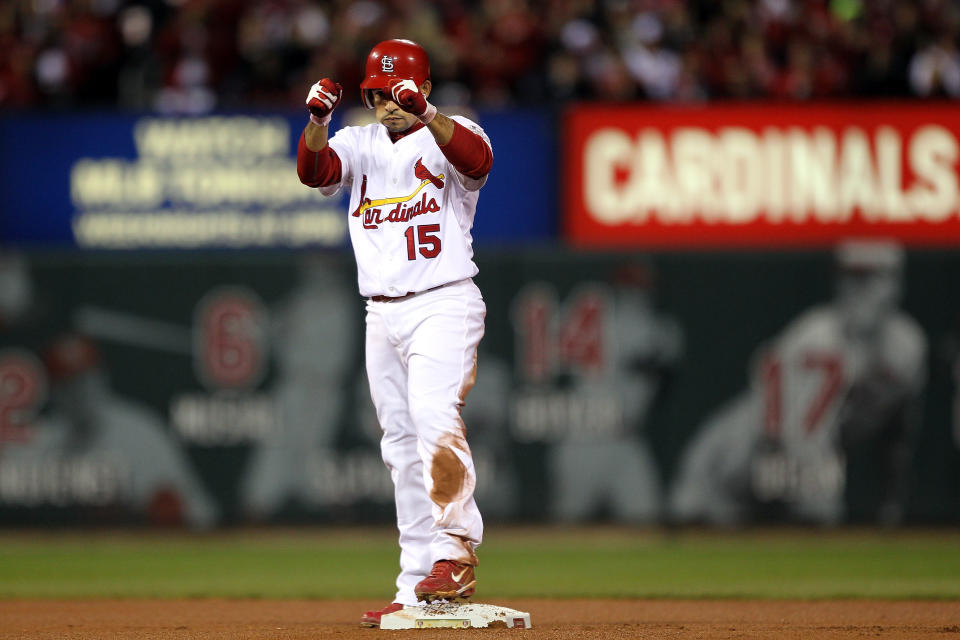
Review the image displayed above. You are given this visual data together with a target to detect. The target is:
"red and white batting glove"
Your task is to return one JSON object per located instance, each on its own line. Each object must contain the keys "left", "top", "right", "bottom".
{"left": 387, "top": 78, "right": 437, "bottom": 124}
{"left": 306, "top": 78, "right": 343, "bottom": 126}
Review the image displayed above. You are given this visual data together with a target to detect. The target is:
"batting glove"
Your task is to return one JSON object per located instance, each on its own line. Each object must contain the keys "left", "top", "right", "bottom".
{"left": 306, "top": 78, "right": 343, "bottom": 127}
{"left": 387, "top": 78, "right": 437, "bottom": 124}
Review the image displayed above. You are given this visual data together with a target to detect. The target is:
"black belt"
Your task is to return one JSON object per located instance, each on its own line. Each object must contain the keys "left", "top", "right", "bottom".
{"left": 369, "top": 282, "right": 449, "bottom": 303}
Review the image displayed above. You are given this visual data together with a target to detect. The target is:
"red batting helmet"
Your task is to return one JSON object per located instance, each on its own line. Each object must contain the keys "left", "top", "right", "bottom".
{"left": 360, "top": 39, "right": 431, "bottom": 109}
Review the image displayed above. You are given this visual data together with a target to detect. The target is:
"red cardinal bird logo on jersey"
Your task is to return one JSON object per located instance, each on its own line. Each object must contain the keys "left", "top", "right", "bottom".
{"left": 351, "top": 174, "right": 370, "bottom": 217}
{"left": 348, "top": 161, "right": 444, "bottom": 227}
{"left": 414, "top": 158, "right": 444, "bottom": 189}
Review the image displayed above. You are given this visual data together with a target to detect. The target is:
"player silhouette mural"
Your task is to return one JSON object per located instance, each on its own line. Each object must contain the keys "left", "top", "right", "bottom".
{"left": 670, "top": 240, "right": 926, "bottom": 526}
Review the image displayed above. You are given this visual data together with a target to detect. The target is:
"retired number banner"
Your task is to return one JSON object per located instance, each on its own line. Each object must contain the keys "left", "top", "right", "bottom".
{"left": 564, "top": 103, "right": 960, "bottom": 248}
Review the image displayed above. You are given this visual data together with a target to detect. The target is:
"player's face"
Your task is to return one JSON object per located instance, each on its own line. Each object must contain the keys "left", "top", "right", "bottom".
{"left": 372, "top": 81, "right": 431, "bottom": 133}
{"left": 52, "top": 370, "right": 108, "bottom": 422}
{"left": 372, "top": 90, "right": 419, "bottom": 132}
{"left": 836, "top": 268, "right": 900, "bottom": 332}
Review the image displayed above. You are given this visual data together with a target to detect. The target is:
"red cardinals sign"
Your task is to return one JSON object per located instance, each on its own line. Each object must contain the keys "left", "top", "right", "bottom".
{"left": 565, "top": 103, "right": 960, "bottom": 248}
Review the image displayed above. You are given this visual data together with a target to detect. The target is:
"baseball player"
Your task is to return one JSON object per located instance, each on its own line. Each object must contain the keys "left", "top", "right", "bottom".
{"left": 295, "top": 39, "right": 493, "bottom": 627}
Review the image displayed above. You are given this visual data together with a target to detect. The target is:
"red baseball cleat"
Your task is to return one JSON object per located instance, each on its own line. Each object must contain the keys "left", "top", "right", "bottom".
{"left": 360, "top": 602, "right": 404, "bottom": 627}
{"left": 414, "top": 560, "right": 476, "bottom": 603}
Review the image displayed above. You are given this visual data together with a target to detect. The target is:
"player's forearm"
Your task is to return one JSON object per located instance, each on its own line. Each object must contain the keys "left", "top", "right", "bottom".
{"left": 303, "top": 121, "right": 329, "bottom": 151}
{"left": 426, "top": 112, "right": 455, "bottom": 146}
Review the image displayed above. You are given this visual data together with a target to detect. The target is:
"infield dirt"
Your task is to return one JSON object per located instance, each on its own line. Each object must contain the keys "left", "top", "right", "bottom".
{"left": 2, "top": 599, "right": 958, "bottom": 639}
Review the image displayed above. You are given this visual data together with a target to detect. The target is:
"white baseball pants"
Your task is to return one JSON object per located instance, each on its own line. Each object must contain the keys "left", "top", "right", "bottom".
{"left": 364, "top": 278, "right": 485, "bottom": 606}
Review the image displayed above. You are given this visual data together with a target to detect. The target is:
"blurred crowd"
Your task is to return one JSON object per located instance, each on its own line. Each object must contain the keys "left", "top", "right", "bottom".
{"left": 1, "top": 0, "right": 959, "bottom": 112}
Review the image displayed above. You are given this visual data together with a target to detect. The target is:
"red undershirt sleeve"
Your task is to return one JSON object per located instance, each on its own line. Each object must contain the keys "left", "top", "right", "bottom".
{"left": 297, "top": 130, "right": 343, "bottom": 188}
{"left": 438, "top": 121, "right": 493, "bottom": 179}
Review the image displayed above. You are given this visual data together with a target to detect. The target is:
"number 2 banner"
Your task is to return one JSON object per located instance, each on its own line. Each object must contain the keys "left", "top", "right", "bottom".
{"left": 564, "top": 102, "right": 960, "bottom": 248}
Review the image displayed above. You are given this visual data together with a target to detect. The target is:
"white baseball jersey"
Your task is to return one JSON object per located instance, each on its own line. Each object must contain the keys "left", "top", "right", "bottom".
{"left": 322, "top": 116, "right": 491, "bottom": 297}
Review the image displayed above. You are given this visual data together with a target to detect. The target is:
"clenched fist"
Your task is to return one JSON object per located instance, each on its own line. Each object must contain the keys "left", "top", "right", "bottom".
{"left": 387, "top": 78, "right": 437, "bottom": 124}
{"left": 306, "top": 78, "right": 343, "bottom": 126}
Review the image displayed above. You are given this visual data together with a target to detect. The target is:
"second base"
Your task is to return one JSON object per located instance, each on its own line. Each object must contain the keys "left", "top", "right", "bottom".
{"left": 379, "top": 602, "right": 532, "bottom": 630}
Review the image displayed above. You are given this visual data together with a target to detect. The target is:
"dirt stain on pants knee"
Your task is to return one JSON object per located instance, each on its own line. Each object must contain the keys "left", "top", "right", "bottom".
{"left": 430, "top": 444, "right": 466, "bottom": 507}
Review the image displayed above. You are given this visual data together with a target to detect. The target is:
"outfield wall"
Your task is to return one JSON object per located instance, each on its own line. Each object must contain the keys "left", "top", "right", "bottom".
{"left": 0, "top": 249, "right": 957, "bottom": 527}
{"left": 1, "top": 105, "right": 959, "bottom": 528}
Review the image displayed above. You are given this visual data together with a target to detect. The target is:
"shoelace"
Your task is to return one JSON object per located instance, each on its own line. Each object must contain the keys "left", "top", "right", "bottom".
{"left": 429, "top": 561, "right": 454, "bottom": 577}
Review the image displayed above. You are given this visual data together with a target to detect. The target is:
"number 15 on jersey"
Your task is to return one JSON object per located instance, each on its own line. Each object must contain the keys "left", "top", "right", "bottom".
{"left": 404, "top": 224, "right": 441, "bottom": 260}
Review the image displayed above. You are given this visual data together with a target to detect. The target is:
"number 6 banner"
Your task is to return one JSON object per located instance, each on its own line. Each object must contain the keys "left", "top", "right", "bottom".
{"left": 564, "top": 102, "right": 960, "bottom": 248}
